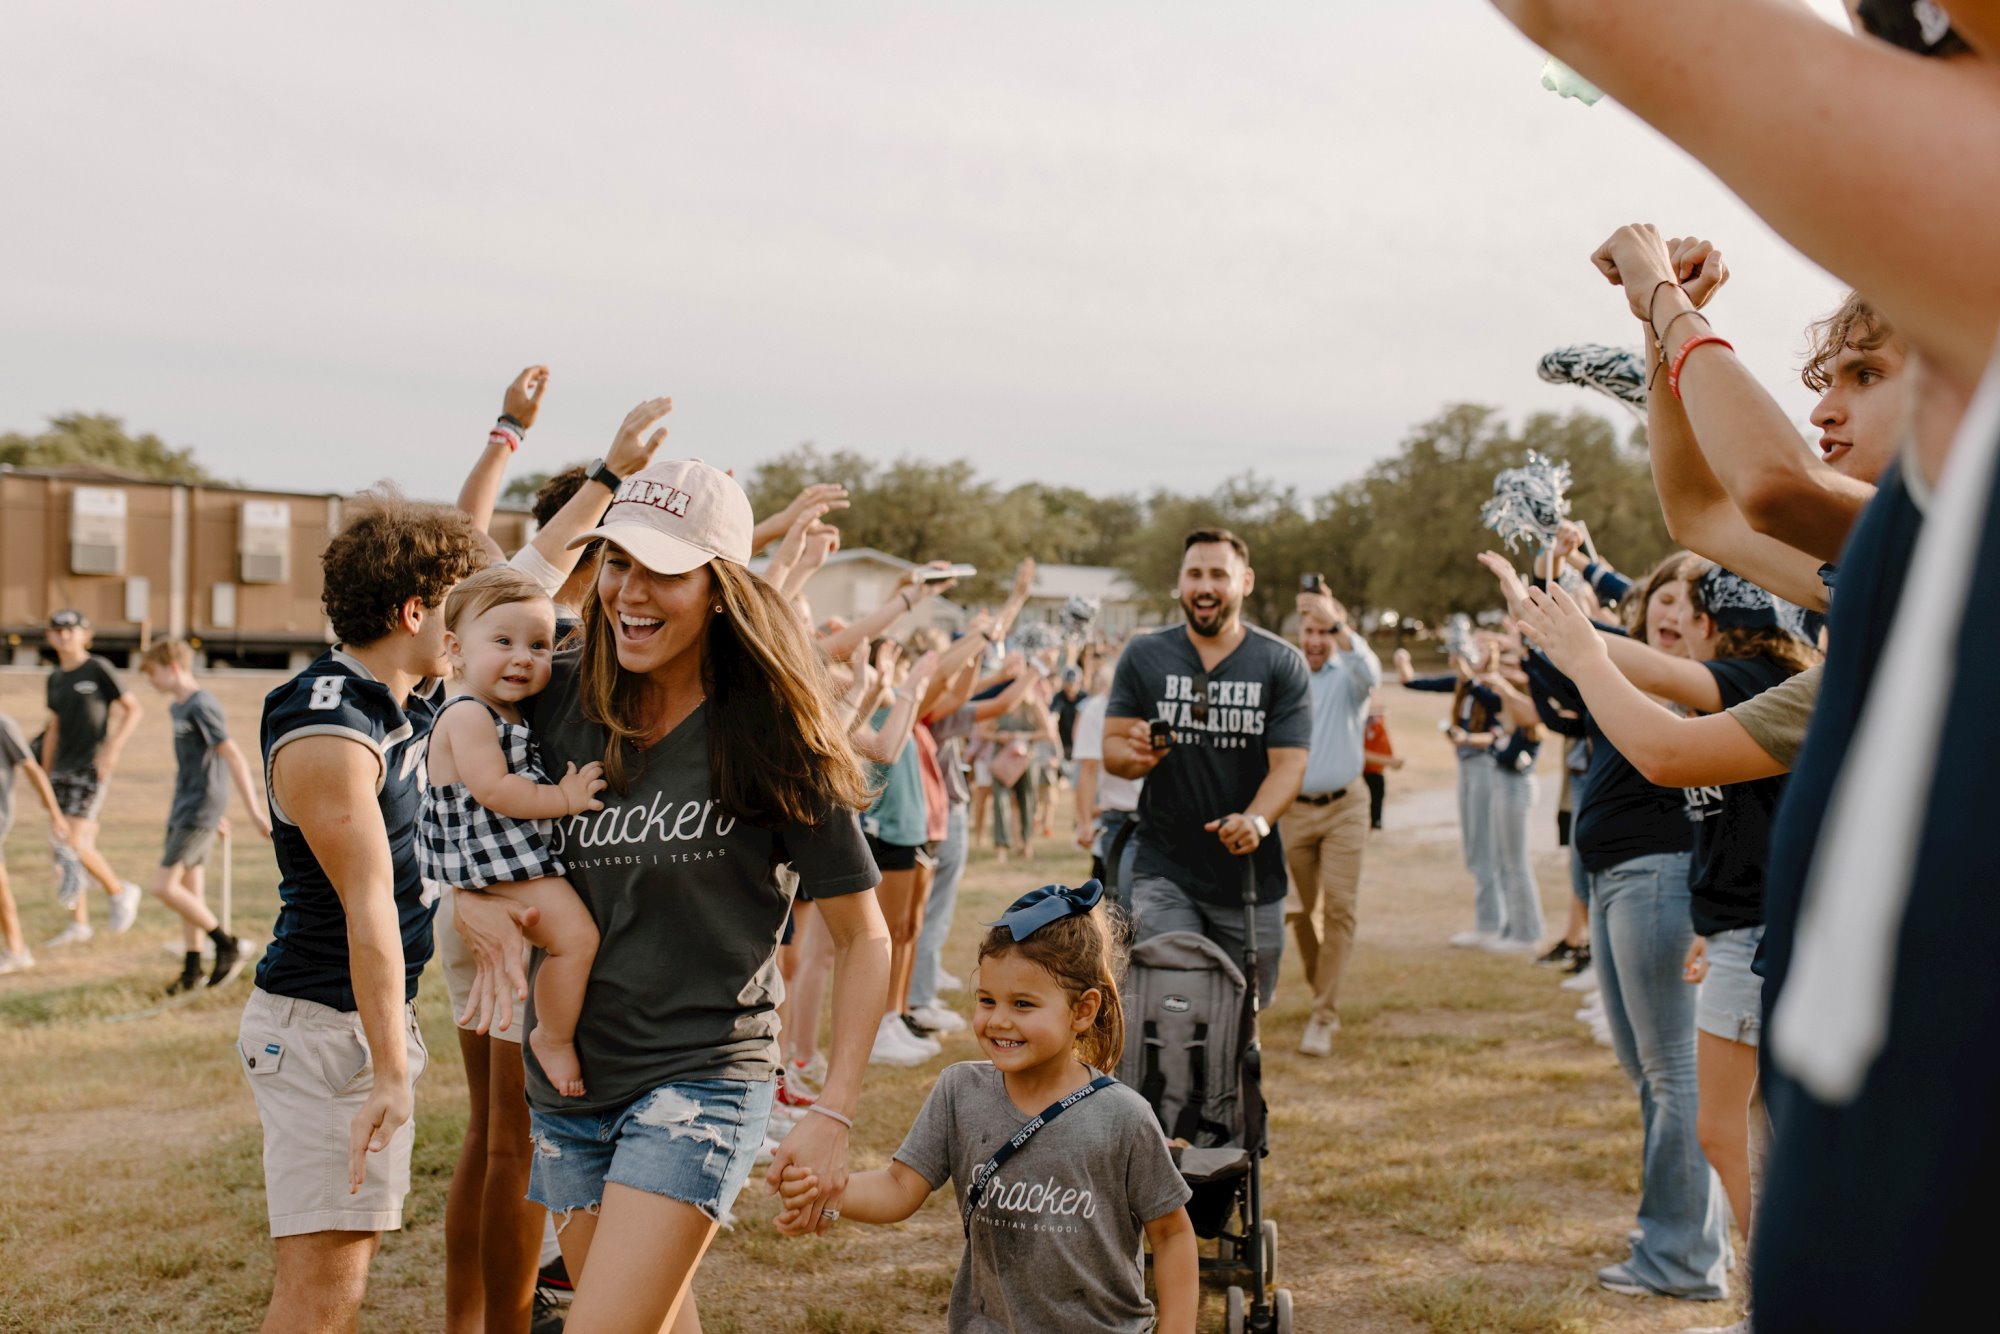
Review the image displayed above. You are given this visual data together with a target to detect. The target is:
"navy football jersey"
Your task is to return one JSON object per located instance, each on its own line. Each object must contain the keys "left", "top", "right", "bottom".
{"left": 253, "top": 648, "right": 444, "bottom": 1010}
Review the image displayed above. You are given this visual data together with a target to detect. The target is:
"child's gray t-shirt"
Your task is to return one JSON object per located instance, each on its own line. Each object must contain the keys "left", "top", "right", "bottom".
{"left": 895, "top": 1061, "right": 1191, "bottom": 1333}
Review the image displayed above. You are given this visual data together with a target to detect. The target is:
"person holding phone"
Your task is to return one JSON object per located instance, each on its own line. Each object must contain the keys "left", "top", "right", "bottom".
{"left": 1100, "top": 529, "right": 1311, "bottom": 1006}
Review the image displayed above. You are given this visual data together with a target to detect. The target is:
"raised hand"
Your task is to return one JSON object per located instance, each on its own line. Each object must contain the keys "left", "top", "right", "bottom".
{"left": 558, "top": 760, "right": 607, "bottom": 815}
{"left": 1590, "top": 223, "right": 1679, "bottom": 324}
{"left": 502, "top": 366, "right": 551, "bottom": 430}
{"left": 605, "top": 397, "right": 674, "bottom": 478}
{"left": 1477, "top": 551, "right": 1534, "bottom": 624}
{"left": 1515, "top": 583, "right": 1611, "bottom": 676}
{"left": 1668, "top": 235, "right": 1729, "bottom": 309}
{"left": 1011, "top": 557, "right": 1037, "bottom": 603}
{"left": 779, "top": 482, "right": 851, "bottom": 530}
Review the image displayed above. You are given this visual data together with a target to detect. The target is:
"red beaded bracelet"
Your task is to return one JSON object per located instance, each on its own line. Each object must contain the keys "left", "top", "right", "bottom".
{"left": 1669, "top": 334, "right": 1734, "bottom": 401}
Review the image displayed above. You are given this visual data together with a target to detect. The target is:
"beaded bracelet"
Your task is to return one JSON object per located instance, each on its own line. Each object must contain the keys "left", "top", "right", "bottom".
{"left": 807, "top": 1103, "right": 854, "bottom": 1129}
{"left": 489, "top": 419, "right": 524, "bottom": 453}
{"left": 1669, "top": 334, "right": 1735, "bottom": 401}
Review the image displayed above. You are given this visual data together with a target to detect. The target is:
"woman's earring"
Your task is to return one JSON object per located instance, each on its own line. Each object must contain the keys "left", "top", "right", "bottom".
{"left": 713, "top": 603, "right": 725, "bottom": 614}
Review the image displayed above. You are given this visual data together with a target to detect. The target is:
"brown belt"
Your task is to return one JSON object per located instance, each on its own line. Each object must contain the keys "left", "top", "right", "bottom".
{"left": 1295, "top": 787, "right": 1348, "bottom": 807}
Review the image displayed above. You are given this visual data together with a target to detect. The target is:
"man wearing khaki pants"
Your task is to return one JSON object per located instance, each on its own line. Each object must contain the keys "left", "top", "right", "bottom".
{"left": 1284, "top": 583, "right": 1380, "bottom": 1056}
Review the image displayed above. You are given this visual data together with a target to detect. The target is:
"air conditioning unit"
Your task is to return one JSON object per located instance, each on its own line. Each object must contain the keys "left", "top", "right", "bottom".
{"left": 240, "top": 501, "right": 291, "bottom": 584}
{"left": 70, "top": 487, "right": 127, "bottom": 575}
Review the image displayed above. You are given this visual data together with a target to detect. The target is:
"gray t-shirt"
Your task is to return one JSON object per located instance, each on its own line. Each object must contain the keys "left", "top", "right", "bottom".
{"left": 1106, "top": 625, "right": 1313, "bottom": 905}
{"left": 524, "top": 657, "right": 879, "bottom": 1113}
{"left": 168, "top": 689, "right": 232, "bottom": 830}
{"left": 0, "top": 713, "right": 32, "bottom": 837}
{"left": 1727, "top": 661, "right": 1821, "bottom": 771}
{"left": 895, "top": 1062, "right": 1191, "bottom": 1334}
{"left": 45, "top": 656, "right": 122, "bottom": 776}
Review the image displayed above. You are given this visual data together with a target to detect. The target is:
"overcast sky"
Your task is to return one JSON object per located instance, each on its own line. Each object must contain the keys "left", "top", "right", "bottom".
{"left": 2, "top": 1, "right": 1854, "bottom": 506}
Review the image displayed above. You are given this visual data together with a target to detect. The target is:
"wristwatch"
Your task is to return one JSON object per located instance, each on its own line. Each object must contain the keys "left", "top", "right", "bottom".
{"left": 1248, "top": 813, "right": 1271, "bottom": 840}
{"left": 587, "top": 457, "right": 623, "bottom": 492}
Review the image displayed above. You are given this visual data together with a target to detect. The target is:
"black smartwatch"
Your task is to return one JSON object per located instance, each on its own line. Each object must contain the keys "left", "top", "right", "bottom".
{"left": 587, "top": 457, "right": 623, "bottom": 493}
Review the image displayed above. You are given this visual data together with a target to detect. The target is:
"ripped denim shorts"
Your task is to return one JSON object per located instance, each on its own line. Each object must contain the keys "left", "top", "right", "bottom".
{"left": 527, "top": 1077, "right": 775, "bottom": 1226}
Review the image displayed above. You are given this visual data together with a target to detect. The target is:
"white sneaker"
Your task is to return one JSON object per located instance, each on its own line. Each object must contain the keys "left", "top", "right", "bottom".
{"left": 0, "top": 949, "right": 35, "bottom": 975}
{"left": 1481, "top": 937, "right": 1543, "bottom": 956}
{"left": 869, "top": 1014, "right": 931, "bottom": 1067}
{"left": 44, "top": 921, "right": 94, "bottom": 949}
{"left": 1561, "top": 966, "right": 1598, "bottom": 993}
{"left": 910, "top": 1002, "right": 967, "bottom": 1034}
{"left": 787, "top": 1054, "right": 827, "bottom": 1096}
{"left": 1299, "top": 1018, "right": 1338, "bottom": 1057}
{"left": 108, "top": 881, "right": 144, "bottom": 933}
{"left": 935, "top": 970, "right": 964, "bottom": 994}
{"left": 1449, "top": 930, "right": 1500, "bottom": 949}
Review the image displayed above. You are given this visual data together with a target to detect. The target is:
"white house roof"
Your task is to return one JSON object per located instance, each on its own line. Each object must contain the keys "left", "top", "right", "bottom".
{"left": 1029, "top": 563, "right": 1142, "bottom": 603}
{"left": 747, "top": 546, "right": 914, "bottom": 577}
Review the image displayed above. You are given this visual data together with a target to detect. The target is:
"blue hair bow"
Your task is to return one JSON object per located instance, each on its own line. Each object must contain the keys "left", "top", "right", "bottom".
{"left": 985, "top": 879, "right": 1105, "bottom": 941}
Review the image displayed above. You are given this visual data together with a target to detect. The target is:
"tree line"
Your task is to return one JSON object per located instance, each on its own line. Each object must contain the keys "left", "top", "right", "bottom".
{"left": 9, "top": 404, "right": 1675, "bottom": 628}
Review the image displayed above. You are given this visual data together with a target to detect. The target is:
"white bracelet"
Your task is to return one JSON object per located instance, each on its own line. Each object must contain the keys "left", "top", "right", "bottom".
{"left": 807, "top": 1103, "right": 854, "bottom": 1129}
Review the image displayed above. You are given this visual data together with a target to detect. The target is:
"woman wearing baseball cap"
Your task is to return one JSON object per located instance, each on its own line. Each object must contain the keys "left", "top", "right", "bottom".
{"left": 452, "top": 456, "right": 887, "bottom": 1331}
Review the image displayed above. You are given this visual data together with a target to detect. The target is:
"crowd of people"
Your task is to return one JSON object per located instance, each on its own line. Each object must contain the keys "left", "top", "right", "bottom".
{"left": 5, "top": 4, "right": 1996, "bottom": 1330}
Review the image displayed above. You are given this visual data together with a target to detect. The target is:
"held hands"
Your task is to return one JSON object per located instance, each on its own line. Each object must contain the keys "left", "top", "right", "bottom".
{"left": 764, "top": 1104, "right": 850, "bottom": 1236}
{"left": 1204, "top": 812, "right": 1262, "bottom": 856}
{"left": 605, "top": 397, "right": 674, "bottom": 478}
{"left": 502, "top": 366, "right": 551, "bottom": 430}
{"left": 557, "top": 761, "right": 607, "bottom": 815}
{"left": 347, "top": 1076, "right": 413, "bottom": 1194}
{"left": 1513, "top": 583, "right": 1610, "bottom": 676}
{"left": 772, "top": 1162, "right": 823, "bottom": 1235}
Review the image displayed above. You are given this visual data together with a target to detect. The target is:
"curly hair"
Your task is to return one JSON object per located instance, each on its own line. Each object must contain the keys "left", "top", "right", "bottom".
{"left": 977, "top": 902, "right": 1127, "bottom": 1074}
{"left": 322, "top": 487, "right": 486, "bottom": 648}
{"left": 531, "top": 466, "right": 590, "bottom": 529}
{"left": 1801, "top": 292, "right": 1898, "bottom": 394}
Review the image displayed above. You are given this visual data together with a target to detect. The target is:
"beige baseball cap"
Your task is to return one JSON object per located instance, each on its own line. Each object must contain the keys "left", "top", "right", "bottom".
{"left": 566, "top": 458, "right": 754, "bottom": 575}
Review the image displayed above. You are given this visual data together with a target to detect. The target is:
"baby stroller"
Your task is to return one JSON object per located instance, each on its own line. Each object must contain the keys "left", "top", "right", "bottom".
{"left": 1109, "top": 821, "right": 1295, "bottom": 1333}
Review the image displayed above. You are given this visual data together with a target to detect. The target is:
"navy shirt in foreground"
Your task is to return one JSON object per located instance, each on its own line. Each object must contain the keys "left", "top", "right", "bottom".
{"left": 254, "top": 649, "right": 442, "bottom": 1011}
{"left": 1524, "top": 645, "right": 1691, "bottom": 873}
{"left": 1684, "top": 656, "right": 1793, "bottom": 937}
{"left": 1752, "top": 465, "right": 1958, "bottom": 1331}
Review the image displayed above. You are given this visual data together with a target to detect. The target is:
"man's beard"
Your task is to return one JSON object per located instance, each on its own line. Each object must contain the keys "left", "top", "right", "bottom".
{"left": 1181, "top": 589, "right": 1239, "bottom": 637}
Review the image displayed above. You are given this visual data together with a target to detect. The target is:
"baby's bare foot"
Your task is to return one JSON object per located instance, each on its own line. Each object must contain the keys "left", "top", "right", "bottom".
{"left": 532, "top": 1029, "right": 586, "bottom": 1097}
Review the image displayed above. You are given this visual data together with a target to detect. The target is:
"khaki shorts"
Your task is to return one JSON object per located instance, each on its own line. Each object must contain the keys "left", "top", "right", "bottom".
{"left": 236, "top": 987, "right": 429, "bottom": 1238}
{"left": 431, "top": 885, "right": 521, "bottom": 1044}
{"left": 161, "top": 825, "right": 217, "bottom": 869}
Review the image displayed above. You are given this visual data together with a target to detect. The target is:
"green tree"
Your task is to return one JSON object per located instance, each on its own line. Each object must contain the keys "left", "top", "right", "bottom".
{"left": 0, "top": 413, "right": 220, "bottom": 483}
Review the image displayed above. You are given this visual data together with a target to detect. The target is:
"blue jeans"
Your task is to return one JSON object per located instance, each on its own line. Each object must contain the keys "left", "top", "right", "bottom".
{"left": 1457, "top": 755, "right": 1503, "bottom": 933}
{"left": 908, "top": 804, "right": 968, "bottom": 1009}
{"left": 1589, "top": 851, "right": 1729, "bottom": 1299}
{"left": 1489, "top": 768, "right": 1545, "bottom": 943}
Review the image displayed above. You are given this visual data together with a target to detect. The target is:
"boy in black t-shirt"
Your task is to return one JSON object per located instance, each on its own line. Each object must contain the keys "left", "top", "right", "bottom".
{"left": 39, "top": 610, "right": 145, "bottom": 947}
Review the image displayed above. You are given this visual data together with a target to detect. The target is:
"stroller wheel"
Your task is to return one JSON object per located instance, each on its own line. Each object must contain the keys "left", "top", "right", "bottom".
{"left": 1274, "top": 1288, "right": 1294, "bottom": 1333}
{"left": 1261, "top": 1218, "right": 1279, "bottom": 1284}
{"left": 1226, "top": 1285, "right": 1246, "bottom": 1334}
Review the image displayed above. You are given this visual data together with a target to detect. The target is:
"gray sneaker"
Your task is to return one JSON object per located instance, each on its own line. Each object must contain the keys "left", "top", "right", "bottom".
{"left": 1598, "top": 1262, "right": 1661, "bottom": 1297}
{"left": 43, "top": 921, "right": 94, "bottom": 949}
{"left": 53, "top": 841, "right": 84, "bottom": 909}
{"left": 108, "top": 881, "right": 144, "bottom": 933}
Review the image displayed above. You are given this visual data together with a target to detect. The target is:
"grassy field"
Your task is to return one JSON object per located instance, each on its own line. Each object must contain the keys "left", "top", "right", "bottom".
{"left": 0, "top": 667, "right": 1744, "bottom": 1333}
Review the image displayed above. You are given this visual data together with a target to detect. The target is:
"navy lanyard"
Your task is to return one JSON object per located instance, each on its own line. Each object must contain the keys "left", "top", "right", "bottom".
{"left": 963, "top": 1075, "right": 1116, "bottom": 1236}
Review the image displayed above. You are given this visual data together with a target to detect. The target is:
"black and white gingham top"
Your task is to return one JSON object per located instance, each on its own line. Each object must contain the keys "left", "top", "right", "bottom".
{"left": 418, "top": 697, "right": 567, "bottom": 890}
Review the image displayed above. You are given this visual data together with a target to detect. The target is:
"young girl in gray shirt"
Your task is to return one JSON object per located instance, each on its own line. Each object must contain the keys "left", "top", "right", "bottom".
{"left": 777, "top": 880, "right": 1197, "bottom": 1332}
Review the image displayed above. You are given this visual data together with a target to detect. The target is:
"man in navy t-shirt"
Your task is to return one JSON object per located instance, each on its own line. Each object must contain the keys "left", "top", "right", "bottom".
{"left": 1103, "top": 529, "right": 1311, "bottom": 1005}
{"left": 235, "top": 492, "right": 482, "bottom": 1331}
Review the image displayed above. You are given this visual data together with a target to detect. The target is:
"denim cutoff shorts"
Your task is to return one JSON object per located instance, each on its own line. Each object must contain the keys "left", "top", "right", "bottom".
{"left": 527, "top": 1077, "right": 775, "bottom": 1226}
{"left": 1696, "top": 925, "right": 1766, "bottom": 1046}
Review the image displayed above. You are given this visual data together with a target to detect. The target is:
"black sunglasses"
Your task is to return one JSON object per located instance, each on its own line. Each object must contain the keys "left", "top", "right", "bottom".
{"left": 1189, "top": 670, "right": 1210, "bottom": 725}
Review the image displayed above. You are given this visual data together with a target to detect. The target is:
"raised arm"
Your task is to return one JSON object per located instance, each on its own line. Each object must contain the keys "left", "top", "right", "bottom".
{"left": 818, "top": 569, "right": 955, "bottom": 662}
{"left": 1513, "top": 584, "right": 1786, "bottom": 785}
{"left": 1491, "top": 0, "right": 2000, "bottom": 389}
{"left": 459, "top": 366, "right": 550, "bottom": 534}
{"left": 1594, "top": 225, "right": 1875, "bottom": 564}
{"left": 752, "top": 482, "right": 850, "bottom": 557}
{"left": 521, "top": 397, "right": 673, "bottom": 578}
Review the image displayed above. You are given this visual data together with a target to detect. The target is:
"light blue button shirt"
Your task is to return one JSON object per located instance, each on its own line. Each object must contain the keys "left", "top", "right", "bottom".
{"left": 1301, "top": 640, "right": 1382, "bottom": 796}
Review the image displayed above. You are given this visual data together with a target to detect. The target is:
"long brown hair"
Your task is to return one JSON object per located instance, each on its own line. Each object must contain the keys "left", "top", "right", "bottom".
{"left": 978, "top": 906, "right": 1126, "bottom": 1074}
{"left": 575, "top": 552, "right": 873, "bottom": 825}
{"left": 1623, "top": 551, "right": 1706, "bottom": 646}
